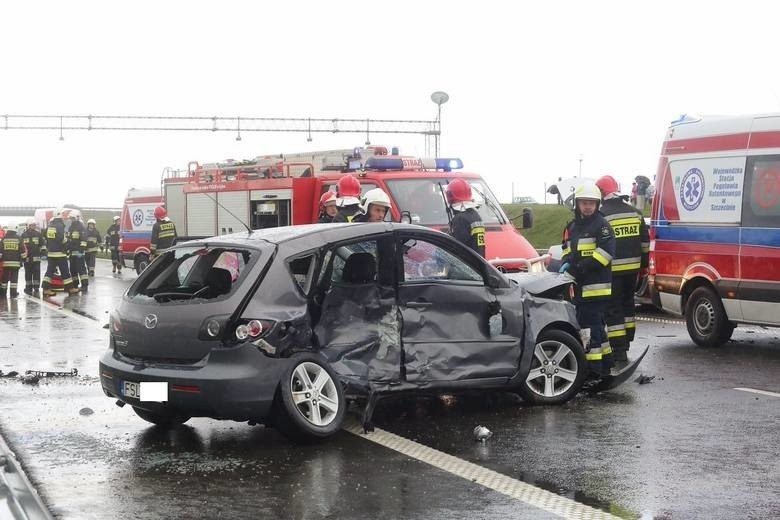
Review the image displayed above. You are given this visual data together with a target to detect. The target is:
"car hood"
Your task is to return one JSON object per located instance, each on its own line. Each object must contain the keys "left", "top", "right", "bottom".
{"left": 505, "top": 271, "right": 572, "bottom": 297}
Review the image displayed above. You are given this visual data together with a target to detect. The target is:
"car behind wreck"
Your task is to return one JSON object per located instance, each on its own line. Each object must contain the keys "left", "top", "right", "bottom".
{"left": 99, "top": 223, "right": 587, "bottom": 441}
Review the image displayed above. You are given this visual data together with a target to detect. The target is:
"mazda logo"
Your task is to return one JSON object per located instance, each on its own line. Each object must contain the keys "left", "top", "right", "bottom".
{"left": 144, "top": 314, "right": 158, "bottom": 329}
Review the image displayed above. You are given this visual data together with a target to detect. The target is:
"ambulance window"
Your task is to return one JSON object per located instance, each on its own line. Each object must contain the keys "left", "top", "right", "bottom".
{"left": 743, "top": 156, "right": 780, "bottom": 227}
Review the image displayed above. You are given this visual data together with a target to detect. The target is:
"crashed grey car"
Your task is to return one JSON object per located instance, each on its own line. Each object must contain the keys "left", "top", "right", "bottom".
{"left": 99, "top": 223, "right": 589, "bottom": 442}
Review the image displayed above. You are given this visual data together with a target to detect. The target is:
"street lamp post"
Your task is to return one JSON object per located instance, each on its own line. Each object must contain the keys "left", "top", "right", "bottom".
{"left": 578, "top": 154, "right": 583, "bottom": 178}
{"left": 430, "top": 91, "right": 449, "bottom": 157}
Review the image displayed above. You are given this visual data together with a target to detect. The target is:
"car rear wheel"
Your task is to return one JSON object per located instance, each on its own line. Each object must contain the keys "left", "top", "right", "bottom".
{"left": 274, "top": 354, "right": 346, "bottom": 442}
{"left": 517, "top": 329, "right": 586, "bottom": 404}
{"left": 685, "top": 286, "right": 735, "bottom": 347}
{"left": 132, "top": 406, "right": 191, "bottom": 428}
{"left": 135, "top": 253, "right": 150, "bottom": 275}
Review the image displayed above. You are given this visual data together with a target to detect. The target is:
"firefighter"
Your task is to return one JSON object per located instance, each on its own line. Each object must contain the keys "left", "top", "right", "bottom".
{"left": 0, "top": 223, "right": 22, "bottom": 297}
{"left": 559, "top": 181, "right": 616, "bottom": 378}
{"left": 332, "top": 175, "right": 363, "bottom": 223}
{"left": 353, "top": 188, "right": 392, "bottom": 223}
{"left": 105, "top": 215, "right": 122, "bottom": 273}
{"left": 150, "top": 206, "right": 177, "bottom": 259}
{"left": 317, "top": 191, "right": 338, "bottom": 223}
{"left": 596, "top": 175, "right": 650, "bottom": 369}
{"left": 21, "top": 219, "right": 45, "bottom": 294}
{"left": 445, "top": 178, "right": 486, "bottom": 257}
{"left": 67, "top": 210, "right": 88, "bottom": 291}
{"left": 42, "top": 209, "right": 77, "bottom": 296}
{"left": 84, "top": 218, "right": 102, "bottom": 277}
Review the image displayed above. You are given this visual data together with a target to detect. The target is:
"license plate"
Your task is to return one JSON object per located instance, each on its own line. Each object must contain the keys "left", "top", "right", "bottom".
{"left": 121, "top": 380, "right": 140, "bottom": 399}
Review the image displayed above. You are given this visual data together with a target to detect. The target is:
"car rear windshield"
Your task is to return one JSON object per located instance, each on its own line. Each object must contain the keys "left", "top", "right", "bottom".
{"left": 129, "top": 246, "right": 257, "bottom": 302}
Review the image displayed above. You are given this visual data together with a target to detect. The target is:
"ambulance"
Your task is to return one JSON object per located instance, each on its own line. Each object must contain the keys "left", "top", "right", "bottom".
{"left": 650, "top": 113, "right": 780, "bottom": 346}
{"left": 119, "top": 188, "right": 163, "bottom": 273}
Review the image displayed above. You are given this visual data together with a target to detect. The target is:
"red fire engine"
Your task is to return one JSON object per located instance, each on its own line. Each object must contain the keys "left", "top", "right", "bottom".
{"left": 123, "top": 146, "right": 542, "bottom": 274}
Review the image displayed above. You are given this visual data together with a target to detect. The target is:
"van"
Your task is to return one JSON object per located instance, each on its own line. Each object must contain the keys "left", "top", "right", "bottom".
{"left": 650, "top": 113, "right": 780, "bottom": 346}
{"left": 120, "top": 188, "right": 163, "bottom": 273}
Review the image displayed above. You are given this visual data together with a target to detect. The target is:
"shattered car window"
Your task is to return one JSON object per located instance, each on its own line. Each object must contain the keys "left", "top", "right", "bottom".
{"left": 131, "top": 246, "right": 256, "bottom": 302}
{"left": 289, "top": 254, "right": 317, "bottom": 295}
{"left": 402, "top": 238, "right": 483, "bottom": 283}
{"left": 331, "top": 240, "right": 378, "bottom": 284}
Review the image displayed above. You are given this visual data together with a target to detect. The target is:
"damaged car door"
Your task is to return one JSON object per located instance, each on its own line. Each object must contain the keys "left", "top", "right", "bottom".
{"left": 397, "top": 235, "right": 521, "bottom": 385}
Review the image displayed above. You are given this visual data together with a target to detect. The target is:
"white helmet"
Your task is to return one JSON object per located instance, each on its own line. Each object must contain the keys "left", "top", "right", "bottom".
{"left": 68, "top": 209, "right": 82, "bottom": 220}
{"left": 360, "top": 188, "right": 392, "bottom": 213}
{"left": 573, "top": 181, "right": 602, "bottom": 202}
{"left": 26, "top": 218, "right": 36, "bottom": 227}
{"left": 87, "top": 218, "right": 96, "bottom": 225}
{"left": 112, "top": 215, "right": 120, "bottom": 221}
{"left": 4, "top": 222, "right": 15, "bottom": 232}
{"left": 54, "top": 207, "right": 66, "bottom": 219}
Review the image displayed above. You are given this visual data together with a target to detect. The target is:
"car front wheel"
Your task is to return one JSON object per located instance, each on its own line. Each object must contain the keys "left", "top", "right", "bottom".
{"left": 273, "top": 354, "right": 346, "bottom": 442}
{"left": 132, "top": 406, "right": 191, "bottom": 428}
{"left": 685, "top": 286, "right": 735, "bottom": 347}
{"left": 517, "top": 329, "right": 587, "bottom": 405}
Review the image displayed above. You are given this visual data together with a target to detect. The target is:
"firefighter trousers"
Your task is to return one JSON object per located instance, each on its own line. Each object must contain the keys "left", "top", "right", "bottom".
{"left": 70, "top": 255, "right": 88, "bottom": 289}
{"left": 43, "top": 256, "right": 75, "bottom": 292}
{"left": 85, "top": 252, "right": 96, "bottom": 276}
{"left": 23, "top": 260, "right": 41, "bottom": 292}
{"left": 1, "top": 267, "right": 20, "bottom": 297}
{"left": 576, "top": 300, "right": 613, "bottom": 377}
{"left": 110, "top": 247, "right": 122, "bottom": 271}
{"left": 604, "top": 273, "right": 638, "bottom": 361}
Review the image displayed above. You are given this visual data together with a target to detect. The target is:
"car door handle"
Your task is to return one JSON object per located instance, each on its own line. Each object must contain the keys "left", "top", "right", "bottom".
{"left": 406, "top": 300, "right": 433, "bottom": 309}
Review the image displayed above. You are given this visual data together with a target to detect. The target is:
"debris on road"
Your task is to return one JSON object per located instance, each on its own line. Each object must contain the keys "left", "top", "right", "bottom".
{"left": 0, "top": 371, "right": 19, "bottom": 378}
{"left": 24, "top": 368, "right": 78, "bottom": 378}
{"left": 79, "top": 407, "right": 94, "bottom": 416}
{"left": 635, "top": 374, "right": 656, "bottom": 385}
{"left": 473, "top": 425, "right": 493, "bottom": 442}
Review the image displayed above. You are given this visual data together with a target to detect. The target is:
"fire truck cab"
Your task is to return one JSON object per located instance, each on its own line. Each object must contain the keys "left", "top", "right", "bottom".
{"left": 158, "top": 146, "right": 543, "bottom": 273}
{"left": 651, "top": 114, "right": 780, "bottom": 346}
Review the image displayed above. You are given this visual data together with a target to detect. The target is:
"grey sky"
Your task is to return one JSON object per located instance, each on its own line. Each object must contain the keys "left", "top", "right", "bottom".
{"left": 2, "top": 1, "right": 779, "bottom": 209}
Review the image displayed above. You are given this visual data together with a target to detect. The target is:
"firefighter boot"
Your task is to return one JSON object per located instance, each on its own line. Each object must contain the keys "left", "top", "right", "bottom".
{"left": 112, "top": 265, "right": 116, "bottom": 273}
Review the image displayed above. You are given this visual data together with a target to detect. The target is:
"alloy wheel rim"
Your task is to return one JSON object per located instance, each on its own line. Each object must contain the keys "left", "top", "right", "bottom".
{"left": 290, "top": 362, "right": 339, "bottom": 426}
{"left": 525, "top": 340, "right": 579, "bottom": 397}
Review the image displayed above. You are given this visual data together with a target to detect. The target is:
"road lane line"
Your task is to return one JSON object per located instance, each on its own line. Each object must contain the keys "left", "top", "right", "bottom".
{"left": 21, "top": 293, "right": 105, "bottom": 327}
{"left": 734, "top": 387, "right": 780, "bottom": 398}
{"left": 344, "top": 418, "right": 620, "bottom": 520}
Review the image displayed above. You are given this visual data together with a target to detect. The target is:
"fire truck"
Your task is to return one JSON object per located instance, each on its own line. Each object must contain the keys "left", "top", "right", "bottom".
{"left": 123, "top": 146, "right": 544, "bottom": 273}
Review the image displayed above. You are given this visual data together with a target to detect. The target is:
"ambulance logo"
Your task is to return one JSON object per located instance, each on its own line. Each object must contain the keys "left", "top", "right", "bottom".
{"left": 680, "top": 168, "right": 705, "bottom": 211}
{"left": 133, "top": 209, "right": 144, "bottom": 227}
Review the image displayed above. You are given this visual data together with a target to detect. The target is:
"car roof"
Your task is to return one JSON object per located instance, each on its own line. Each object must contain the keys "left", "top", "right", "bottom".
{"left": 180, "top": 222, "right": 451, "bottom": 251}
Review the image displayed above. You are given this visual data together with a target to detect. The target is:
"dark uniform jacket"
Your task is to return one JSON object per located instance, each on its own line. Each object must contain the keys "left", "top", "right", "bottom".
{"left": 450, "top": 208, "right": 486, "bottom": 257}
{"left": 150, "top": 219, "right": 177, "bottom": 254}
{"left": 317, "top": 213, "right": 335, "bottom": 224}
{"left": 561, "top": 211, "right": 615, "bottom": 302}
{"left": 105, "top": 223, "right": 120, "bottom": 247}
{"left": 0, "top": 231, "right": 22, "bottom": 269}
{"left": 68, "top": 221, "right": 87, "bottom": 256}
{"left": 21, "top": 229, "right": 45, "bottom": 262}
{"left": 599, "top": 197, "right": 650, "bottom": 274}
{"left": 85, "top": 227, "right": 102, "bottom": 253}
{"left": 44, "top": 219, "right": 69, "bottom": 259}
{"left": 332, "top": 204, "right": 361, "bottom": 223}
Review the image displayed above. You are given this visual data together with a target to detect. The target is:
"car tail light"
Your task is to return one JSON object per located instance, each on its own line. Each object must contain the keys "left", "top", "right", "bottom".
{"left": 109, "top": 311, "right": 121, "bottom": 333}
{"left": 234, "top": 319, "right": 275, "bottom": 341}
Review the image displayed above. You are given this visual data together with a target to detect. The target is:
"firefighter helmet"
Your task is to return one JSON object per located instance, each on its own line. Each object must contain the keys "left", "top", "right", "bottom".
{"left": 4, "top": 222, "right": 16, "bottom": 232}
{"left": 337, "top": 175, "right": 361, "bottom": 198}
{"left": 319, "top": 191, "right": 337, "bottom": 210}
{"left": 445, "top": 178, "right": 473, "bottom": 204}
{"left": 54, "top": 207, "right": 66, "bottom": 219}
{"left": 574, "top": 181, "right": 602, "bottom": 202}
{"left": 26, "top": 218, "right": 36, "bottom": 227}
{"left": 154, "top": 206, "right": 167, "bottom": 219}
{"left": 595, "top": 175, "right": 620, "bottom": 197}
{"left": 68, "top": 209, "right": 82, "bottom": 220}
{"left": 360, "top": 188, "right": 392, "bottom": 212}
{"left": 87, "top": 218, "right": 96, "bottom": 225}
{"left": 112, "top": 215, "right": 120, "bottom": 221}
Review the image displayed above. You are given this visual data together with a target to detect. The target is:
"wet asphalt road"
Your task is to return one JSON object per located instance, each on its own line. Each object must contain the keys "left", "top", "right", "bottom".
{"left": 1, "top": 259, "right": 779, "bottom": 520}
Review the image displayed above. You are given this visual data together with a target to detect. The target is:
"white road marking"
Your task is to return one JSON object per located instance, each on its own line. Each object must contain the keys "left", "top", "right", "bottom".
{"left": 344, "top": 418, "right": 620, "bottom": 519}
{"left": 22, "top": 293, "right": 106, "bottom": 328}
{"left": 734, "top": 387, "right": 780, "bottom": 398}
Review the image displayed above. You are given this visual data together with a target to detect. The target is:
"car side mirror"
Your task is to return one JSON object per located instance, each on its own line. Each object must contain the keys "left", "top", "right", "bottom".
{"left": 487, "top": 272, "right": 502, "bottom": 289}
{"left": 521, "top": 208, "right": 534, "bottom": 229}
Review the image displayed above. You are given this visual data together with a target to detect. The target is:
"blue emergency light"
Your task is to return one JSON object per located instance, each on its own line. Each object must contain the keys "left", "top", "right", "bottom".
{"left": 364, "top": 157, "right": 405, "bottom": 170}
{"left": 435, "top": 158, "right": 463, "bottom": 171}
